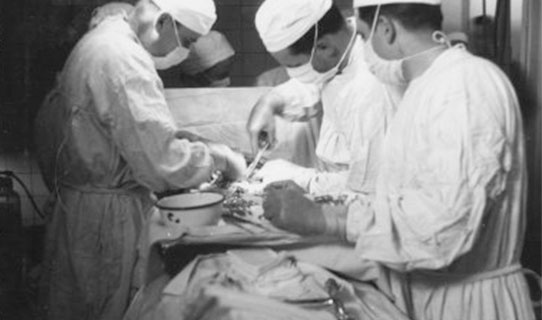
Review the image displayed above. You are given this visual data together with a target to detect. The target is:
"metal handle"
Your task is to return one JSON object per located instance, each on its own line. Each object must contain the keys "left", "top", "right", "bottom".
{"left": 246, "top": 141, "right": 270, "bottom": 179}
{"left": 325, "top": 278, "right": 354, "bottom": 320}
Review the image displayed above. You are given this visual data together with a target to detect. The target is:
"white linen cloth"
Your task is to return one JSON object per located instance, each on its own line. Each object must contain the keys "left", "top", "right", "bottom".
{"left": 164, "top": 87, "right": 321, "bottom": 169}
{"left": 124, "top": 250, "right": 412, "bottom": 320}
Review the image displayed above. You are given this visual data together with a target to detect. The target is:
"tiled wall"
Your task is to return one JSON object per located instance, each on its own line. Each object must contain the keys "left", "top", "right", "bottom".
{"left": 214, "top": 0, "right": 277, "bottom": 86}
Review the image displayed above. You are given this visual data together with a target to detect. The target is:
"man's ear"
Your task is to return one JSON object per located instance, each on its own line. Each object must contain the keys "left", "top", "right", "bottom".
{"left": 378, "top": 15, "right": 397, "bottom": 45}
{"left": 155, "top": 12, "right": 170, "bottom": 34}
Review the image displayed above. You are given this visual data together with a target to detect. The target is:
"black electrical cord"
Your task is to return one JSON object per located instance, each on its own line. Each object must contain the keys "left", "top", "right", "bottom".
{"left": 0, "top": 170, "right": 46, "bottom": 220}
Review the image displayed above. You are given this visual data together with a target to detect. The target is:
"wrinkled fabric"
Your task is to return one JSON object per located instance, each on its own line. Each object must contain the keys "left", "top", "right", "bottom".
{"left": 271, "top": 36, "right": 398, "bottom": 194}
{"left": 35, "top": 17, "right": 216, "bottom": 320}
{"left": 272, "top": 78, "right": 323, "bottom": 121}
{"left": 42, "top": 187, "right": 151, "bottom": 320}
{"left": 89, "top": 2, "right": 133, "bottom": 29}
{"left": 124, "top": 252, "right": 412, "bottom": 320}
{"left": 347, "top": 47, "right": 534, "bottom": 319}
{"left": 273, "top": 116, "right": 321, "bottom": 169}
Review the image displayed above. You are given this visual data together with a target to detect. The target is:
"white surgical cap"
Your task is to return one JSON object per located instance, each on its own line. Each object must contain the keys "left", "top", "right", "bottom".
{"left": 353, "top": 0, "right": 441, "bottom": 7}
{"left": 179, "top": 31, "right": 235, "bottom": 75}
{"left": 255, "top": 0, "right": 332, "bottom": 53}
{"left": 152, "top": 0, "right": 217, "bottom": 35}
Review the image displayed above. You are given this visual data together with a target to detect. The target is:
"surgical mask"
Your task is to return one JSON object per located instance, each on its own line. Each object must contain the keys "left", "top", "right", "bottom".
{"left": 286, "top": 22, "right": 356, "bottom": 85}
{"left": 362, "top": 5, "right": 446, "bottom": 84}
{"left": 209, "top": 77, "right": 231, "bottom": 87}
{"left": 361, "top": 5, "right": 406, "bottom": 85}
{"left": 363, "top": 40, "right": 406, "bottom": 85}
{"left": 286, "top": 63, "right": 328, "bottom": 85}
{"left": 152, "top": 14, "right": 190, "bottom": 70}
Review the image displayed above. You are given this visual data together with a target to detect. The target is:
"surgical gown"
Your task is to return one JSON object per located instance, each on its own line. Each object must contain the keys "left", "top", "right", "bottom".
{"left": 269, "top": 36, "right": 398, "bottom": 194}
{"left": 346, "top": 47, "right": 535, "bottom": 320}
{"left": 257, "top": 37, "right": 413, "bottom": 314}
{"left": 34, "top": 17, "right": 216, "bottom": 320}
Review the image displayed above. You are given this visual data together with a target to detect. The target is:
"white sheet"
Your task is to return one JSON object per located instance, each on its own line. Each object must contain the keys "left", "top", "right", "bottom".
{"left": 165, "top": 87, "right": 320, "bottom": 168}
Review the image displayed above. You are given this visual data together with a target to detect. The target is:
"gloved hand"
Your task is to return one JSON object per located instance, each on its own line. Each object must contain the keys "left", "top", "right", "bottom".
{"left": 254, "top": 159, "right": 315, "bottom": 191}
{"left": 246, "top": 91, "right": 286, "bottom": 154}
{"left": 262, "top": 180, "right": 326, "bottom": 236}
{"left": 208, "top": 143, "right": 247, "bottom": 182}
{"left": 263, "top": 180, "right": 349, "bottom": 238}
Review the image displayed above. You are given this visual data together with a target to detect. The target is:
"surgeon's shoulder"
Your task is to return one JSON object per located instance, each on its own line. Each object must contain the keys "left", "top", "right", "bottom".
{"left": 428, "top": 48, "right": 518, "bottom": 124}
{"left": 438, "top": 47, "right": 510, "bottom": 85}
{"left": 84, "top": 22, "right": 154, "bottom": 75}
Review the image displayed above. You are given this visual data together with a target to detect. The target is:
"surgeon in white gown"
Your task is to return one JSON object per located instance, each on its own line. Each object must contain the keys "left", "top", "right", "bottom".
{"left": 248, "top": 0, "right": 403, "bottom": 195}
{"left": 247, "top": 0, "right": 415, "bottom": 314}
{"left": 34, "top": 0, "right": 246, "bottom": 319}
{"left": 263, "top": 0, "right": 537, "bottom": 319}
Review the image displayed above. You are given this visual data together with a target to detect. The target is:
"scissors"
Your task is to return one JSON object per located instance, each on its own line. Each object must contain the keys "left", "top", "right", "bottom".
{"left": 246, "top": 140, "right": 270, "bottom": 179}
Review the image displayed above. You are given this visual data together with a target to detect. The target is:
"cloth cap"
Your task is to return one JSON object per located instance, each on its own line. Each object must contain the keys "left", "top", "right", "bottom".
{"left": 179, "top": 31, "right": 235, "bottom": 75}
{"left": 152, "top": 0, "right": 217, "bottom": 35}
{"left": 255, "top": 0, "right": 332, "bottom": 53}
{"left": 353, "top": 0, "right": 441, "bottom": 7}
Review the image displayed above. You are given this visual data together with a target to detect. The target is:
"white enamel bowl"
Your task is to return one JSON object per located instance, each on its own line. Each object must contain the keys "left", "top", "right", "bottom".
{"left": 156, "top": 192, "right": 225, "bottom": 227}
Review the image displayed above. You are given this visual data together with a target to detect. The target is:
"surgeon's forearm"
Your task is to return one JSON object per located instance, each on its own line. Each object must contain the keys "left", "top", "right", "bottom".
{"left": 321, "top": 204, "right": 349, "bottom": 241}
